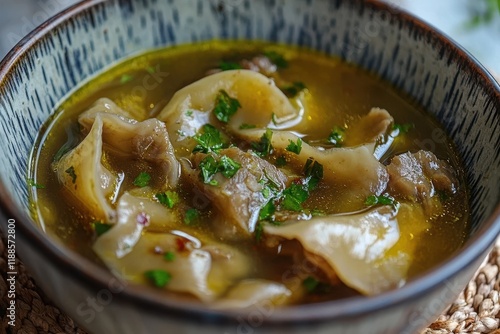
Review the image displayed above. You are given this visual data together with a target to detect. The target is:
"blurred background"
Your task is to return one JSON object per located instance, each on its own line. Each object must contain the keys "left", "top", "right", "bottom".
{"left": 0, "top": 0, "right": 499, "bottom": 76}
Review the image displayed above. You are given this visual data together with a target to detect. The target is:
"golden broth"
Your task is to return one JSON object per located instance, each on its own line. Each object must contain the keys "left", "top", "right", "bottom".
{"left": 30, "top": 41, "right": 469, "bottom": 304}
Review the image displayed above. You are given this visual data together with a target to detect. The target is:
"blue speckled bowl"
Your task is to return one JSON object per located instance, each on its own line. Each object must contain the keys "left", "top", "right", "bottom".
{"left": 0, "top": 1, "right": 499, "bottom": 333}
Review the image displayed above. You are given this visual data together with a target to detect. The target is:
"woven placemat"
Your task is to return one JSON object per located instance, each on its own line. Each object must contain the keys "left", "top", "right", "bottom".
{"left": 1, "top": 237, "right": 500, "bottom": 334}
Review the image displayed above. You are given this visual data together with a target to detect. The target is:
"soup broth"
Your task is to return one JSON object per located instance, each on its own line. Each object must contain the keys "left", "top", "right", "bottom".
{"left": 30, "top": 41, "right": 469, "bottom": 306}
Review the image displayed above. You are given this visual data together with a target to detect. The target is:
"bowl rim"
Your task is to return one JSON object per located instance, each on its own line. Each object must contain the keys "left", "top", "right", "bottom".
{"left": 1, "top": 0, "right": 500, "bottom": 328}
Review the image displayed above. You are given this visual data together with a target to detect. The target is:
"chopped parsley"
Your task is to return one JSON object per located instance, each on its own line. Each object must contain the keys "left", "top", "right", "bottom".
{"left": 303, "top": 277, "right": 320, "bottom": 293}
{"left": 255, "top": 221, "right": 264, "bottom": 242}
{"left": 239, "top": 123, "right": 256, "bottom": 130}
{"left": 365, "top": 194, "right": 397, "bottom": 206}
{"left": 199, "top": 156, "right": 220, "bottom": 185}
{"left": 218, "top": 155, "right": 241, "bottom": 178}
{"left": 65, "top": 166, "right": 77, "bottom": 184}
{"left": 120, "top": 74, "right": 134, "bottom": 84}
{"left": 155, "top": 191, "right": 179, "bottom": 209}
{"left": 392, "top": 123, "right": 414, "bottom": 135}
{"left": 259, "top": 200, "right": 276, "bottom": 221}
{"left": 92, "top": 221, "right": 113, "bottom": 236}
{"left": 184, "top": 208, "right": 200, "bottom": 225}
{"left": 275, "top": 155, "right": 287, "bottom": 167}
{"left": 328, "top": 126, "right": 345, "bottom": 147}
{"left": 281, "top": 81, "right": 306, "bottom": 97}
{"left": 198, "top": 155, "right": 241, "bottom": 185}
{"left": 133, "top": 172, "right": 151, "bottom": 187}
{"left": 144, "top": 269, "right": 172, "bottom": 288}
{"left": 436, "top": 190, "right": 450, "bottom": 202}
{"left": 163, "top": 251, "right": 175, "bottom": 262}
{"left": 302, "top": 277, "right": 332, "bottom": 293}
{"left": 286, "top": 138, "right": 302, "bottom": 154}
{"left": 219, "top": 61, "right": 242, "bottom": 71}
{"left": 264, "top": 51, "right": 288, "bottom": 69}
{"left": 281, "top": 184, "right": 309, "bottom": 212}
{"left": 251, "top": 129, "right": 274, "bottom": 157}
{"left": 213, "top": 90, "right": 241, "bottom": 123}
{"left": 185, "top": 110, "right": 194, "bottom": 117}
{"left": 303, "top": 158, "right": 323, "bottom": 191}
{"left": 193, "top": 124, "right": 226, "bottom": 154}
{"left": 27, "top": 178, "right": 44, "bottom": 189}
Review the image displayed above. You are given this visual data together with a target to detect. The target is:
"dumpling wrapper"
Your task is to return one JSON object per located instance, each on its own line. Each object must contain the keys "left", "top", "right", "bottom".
{"left": 213, "top": 279, "right": 293, "bottom": 310}
{"left": 79, "top": 100, "right": 180, "bottom": 188}
{"left": 93, "top": 192, "right": 251, "bottom": 302}
{"left": 232, "top": 128, "right": 389, "bottom": 202}
{"left": 55, "top": 101, "right": 181, "bottom": 222}
{"left": 263, "top": 206, "right": 409, "bottom": 295}
{"left": 93, "top": 192, "right": 178, "bottom": 258}
{"left": 156, "top": 69, "right": 299, "bottom": 153}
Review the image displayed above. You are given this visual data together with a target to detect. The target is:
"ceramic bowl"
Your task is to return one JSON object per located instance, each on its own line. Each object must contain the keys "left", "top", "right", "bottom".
{"left": 0, "top": 0, "right": 499, "bottom": 333}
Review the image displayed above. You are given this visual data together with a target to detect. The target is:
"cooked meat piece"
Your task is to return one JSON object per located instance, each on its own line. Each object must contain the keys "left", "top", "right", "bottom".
{"left": 182, "top": 147, "right": 289, "bottom": 237}
{"left": 387, "top": 150, "right": 457, "bottom": 211}
{"left": 240, "top": 56, "right": 277, "bottom": 76}
{"left": 205, "top": 55, "right": 277, "bottom": 77}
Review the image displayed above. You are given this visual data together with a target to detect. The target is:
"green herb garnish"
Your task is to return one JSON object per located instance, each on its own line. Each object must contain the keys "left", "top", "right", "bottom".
{"left": 286, "top": 138, "right": 302, "bottom": 154}
{"left": 155, "top": 191, "right": 179, "bottom": 209}
{"left": 144, "top": 269, "right": 172, "bottom": 288}
{"left": 213, "top": 90, "right": 241, "bottom": 123}
{"left": 198, "top": 155, "right": 241, "bottom": 185}
{"left": 65, "top": 166, "right": 77, "bottom": 184}
{"left": 219, "top": 61, "right": 242, "bottom": 71}
{"left": 275, "top": 155, "right": 287, "bottom": 167}
{"left": 193, "top": 124, "right": 226, "bottom": 154}
{"left": 199, "top": 155, "right": 220, "bottom": 185}
{"left": 259, "top": 200, "right": 276, "bottom": 222}
{"left": 303, "top": 159, "right": 323, "bottom": 191}
{"left": 328, "top": 126, "right": 345, "bottom": 147}
{"left": 281, "top": 184, "right": 309, "bottom": 212}
{"left": 239, "top": 123, "right": 256, "bottom": 130}
{"left": 466, "top": 0, "right": 500, "bottom": 28}
{"left": 392, "top": 123, "right": 414, "bottom": 135}
{"left": 303, "top": 276, "right": 320, "bottom": 293}
{"left": 27, "top": 178, "right": 45, "bottom": 189}
{"left": 146, "top": 66, "right": 156, "bottom": 74}
{"left": 163, "top": 251, "right": 175, "bottom": 262}
{"left": 185, "top": 110, "right": 194, "bottom": 117}
{"left": 92, "top": 221, "right": 113, "bottom": 236}
{"left": 133, "top": 172, "right": 151, "bottom": 187}
{"left": 282, "top": 81, "right": 306, "bottom": 97}
{"left": 264, "top": 51, "right": 288, "bottom": 69}
{"left": 218, "top": 155, "right": 241, "bottom": 178}
{"left": 251, "top": 129, "right": 274, "bottom": 157}
{"left": 120, "top": 74, "right": 134, "bottom": 84}
{"left": 184, "top": 208, "right": 200, "bottom": 225}
{"left": 365, "top": 194, "right": 397, "bottom": 206}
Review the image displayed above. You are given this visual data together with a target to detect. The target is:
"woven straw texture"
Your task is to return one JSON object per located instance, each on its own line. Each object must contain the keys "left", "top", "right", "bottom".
{"left": 1, "top": 237, "right": 500, "bottom": 334}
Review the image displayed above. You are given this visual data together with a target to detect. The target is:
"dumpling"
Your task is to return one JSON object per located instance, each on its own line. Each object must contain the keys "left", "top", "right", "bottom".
{"left": 156, "top": 69, "right": 299, "bottom": 153}
{"left": 55, "top": 116, "right": 117, "bottom": 221}
{"left": 93, "top": 192, "right": 179, "bottom": 258}
{"left": 95, "top": 228, "right": 251, "bottom": 302}
{"left": 232, "top": 128, "right": 389, "bottom": 202}
{"left": 79, "top": 101, "right": 180, "bottom": 188}
{"left": 181, "top": 147, "right": 289, "bottom": 238}
{"left": 263, "top": 206, "right": 409, "bottom": 295}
